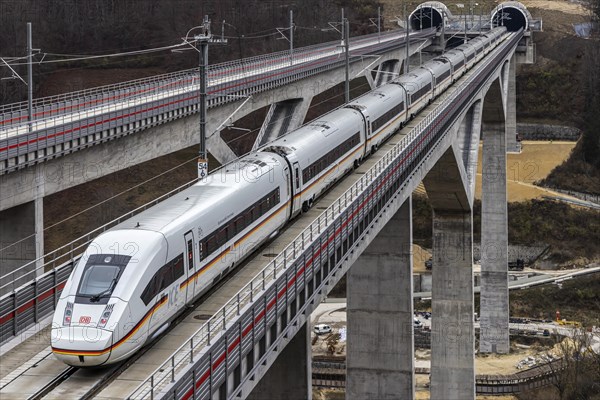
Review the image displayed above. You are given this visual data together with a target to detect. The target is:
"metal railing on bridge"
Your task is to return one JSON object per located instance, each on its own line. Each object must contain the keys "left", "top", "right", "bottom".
{"left": 126, "top": 31, "right": 523, "bottom": 400}
{"left": 0, "top": 30, "right": 416, "bottom": 130}
{"left": 0, "top": 29, "right": 435, "bottom": 174}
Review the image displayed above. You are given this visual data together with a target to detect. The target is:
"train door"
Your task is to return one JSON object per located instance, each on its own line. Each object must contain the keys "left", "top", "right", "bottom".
{"left": 364, "top": 114, "right": 371, "bottom": 151}
{"left": 293, "top": 162, "right": 301, "bottom": 213}
{"left": 184, "top": 231, "right": 195, "bottom": 303}
{"left": 283, "top": 166, "right": 293, "bottom": 219}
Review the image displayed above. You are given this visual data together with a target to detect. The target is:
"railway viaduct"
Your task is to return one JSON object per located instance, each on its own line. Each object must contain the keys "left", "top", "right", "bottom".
{"left": 0, "top": 28, "right": 434, "bottom": 281}
{"left": 129, "top": 3, "right": 539, "bottom": 399}
{"left": 0, "top": 2, "right": 541, "bottom": 399}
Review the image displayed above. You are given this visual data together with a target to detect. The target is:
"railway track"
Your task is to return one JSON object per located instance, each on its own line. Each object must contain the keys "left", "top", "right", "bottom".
{"left": 0, "top": 255, "right": 253, "bottom": 400}
{"left": 311, "top": 360, "right": 559, "bottom": 395}
{"left": 1, "top": 324, "right": 172, "bottom": 399}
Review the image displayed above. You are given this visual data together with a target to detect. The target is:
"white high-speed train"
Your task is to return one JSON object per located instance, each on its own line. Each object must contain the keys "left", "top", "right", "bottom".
{"left": 51, "top": 27, "right": 508, "bottom": 366}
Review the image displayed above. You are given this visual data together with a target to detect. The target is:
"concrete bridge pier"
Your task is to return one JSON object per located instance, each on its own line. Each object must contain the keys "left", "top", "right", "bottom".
{"left": 0, "top": 202, "right": 36, "bottom": 280}
{"left": 480, "top": 78, "right": 510, "bottom": 354}
{"left": 346, "top": 196, "right": 415, "bottom": 399}
{"left": 253, "top": 97, "right": 312, "bottom": 150}
{"left": 424, "top": 147, "right": 475, "bottom": 400}
{"left": 0, "top": 168, "right": 44, "bottom": 284}
{"left": 373, "top": 59, "right": 402, "bottom": 87}
{"left": 505, "top": 55, "right": 519, "bottom": 153}
{"left": 247, "top": 321, "right": 312, "bottom": 400}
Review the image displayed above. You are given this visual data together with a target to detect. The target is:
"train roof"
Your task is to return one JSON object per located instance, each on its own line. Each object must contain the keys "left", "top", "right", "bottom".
{"left": 109, "top": 152, "right": 283, "bottom": 234}
{"left": 347, "top": 83, "right": 405, "bottom": 110}
{"left": 263, "top": 107, "right": 361, "bottom": 154}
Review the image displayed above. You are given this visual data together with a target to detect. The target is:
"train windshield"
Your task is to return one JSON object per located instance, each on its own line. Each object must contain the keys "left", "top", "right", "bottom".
{"left": 78, "top": 265, "right": 121, "bottom": 295}
{"left": 76, "top": 254, "right": 131, "bottom": 303}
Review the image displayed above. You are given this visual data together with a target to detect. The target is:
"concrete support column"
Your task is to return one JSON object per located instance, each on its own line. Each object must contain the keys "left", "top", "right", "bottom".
{"left": 364, "top": 66, "right": 376, "bottom": 90}
{"left": 506, "top": 55, "right": 519, "bottom": 153}
{"left": 346, "top": 196, "right": 414, "bottom": 400}
{"left": 288, "top": 97, "right": 312, "bottom": 129}
{"left": 247, "top": 321, "right": 312, "bottom": 400}
{"left": 34, "top": 166, "right": 45, "bottom": 273}
{"left": 480, "top": 121, "right": 509, "bottom": 354}
{"left": 424, "top": 146, "right": 475, "bottom": 400}
{"left": 430, "top": 211, "right": 475, "bottom": 400}
{"left": 0, "top": 202, "right": 37, "bottom": 294}
{"left": 253, "top": 98, "right": 313, "bottom": 150}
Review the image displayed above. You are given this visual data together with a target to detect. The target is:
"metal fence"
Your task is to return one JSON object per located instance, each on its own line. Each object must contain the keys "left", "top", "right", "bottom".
{"left": 0, "top": 178, "right": 201, "bottom": 345}
{"left": 126, "top": 31, "right": 523, "bottom": 400}
{"left": 0, "top": 27, "right": 434, "bottom": 348}
{"left": 0, "top": 29, "right": 412, "bottom": 129}
{"left": 0, "top": 29, "right": 435, "bottom": 174}
{"left": 311, "top": 359, "right": 562, "bottom": 394}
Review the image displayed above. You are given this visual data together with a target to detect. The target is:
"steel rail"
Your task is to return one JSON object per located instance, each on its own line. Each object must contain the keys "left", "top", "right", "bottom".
{"left": 126, "top": 30, "right": 523, "bottom": 400}
{"left": 0, "top": 29, "right": 425, "bottom": 127}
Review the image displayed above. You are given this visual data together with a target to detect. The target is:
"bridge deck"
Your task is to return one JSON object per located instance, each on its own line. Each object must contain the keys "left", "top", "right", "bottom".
{"left": 1, "top": 29, "right": 521, "bottom": 400}
{"left": 97, "top": 105, "right": 429, "bottom": 399}
{"left": 0, "top": 29, "right": 435, "bottom": 175}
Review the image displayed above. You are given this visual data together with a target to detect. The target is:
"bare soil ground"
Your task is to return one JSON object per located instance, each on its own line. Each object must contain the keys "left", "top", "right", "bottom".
{"left": 413, "top": 244, "right": 432, "bottom": 273}
{"left": 474, "top": 141, "right": 577, "bottom": 202}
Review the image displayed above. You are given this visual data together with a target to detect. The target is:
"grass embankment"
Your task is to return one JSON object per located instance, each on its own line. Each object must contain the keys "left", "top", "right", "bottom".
{"left": 508, "top": 272, "right": 600, "bottom": 327}
{"left": 417, "top": 197, "right": 600, "bottom": 264}
{"left": 414, "top": 273, "right": 600, "bottom": 327}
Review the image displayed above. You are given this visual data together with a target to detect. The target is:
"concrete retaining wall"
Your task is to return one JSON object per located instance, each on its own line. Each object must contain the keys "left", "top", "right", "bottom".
{"left": 474, "top": 244, "right": 548, "bottom": 264}
{"left": 517, "top": 123, "right": 581, "bottom": 141}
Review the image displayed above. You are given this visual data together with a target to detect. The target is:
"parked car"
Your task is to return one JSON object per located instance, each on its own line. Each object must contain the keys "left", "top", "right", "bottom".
{"left": 314, "top": 324, "right": 332, "bottom": 335}
{"left": 425, "top": 258, "right": 433, "bottom": 270}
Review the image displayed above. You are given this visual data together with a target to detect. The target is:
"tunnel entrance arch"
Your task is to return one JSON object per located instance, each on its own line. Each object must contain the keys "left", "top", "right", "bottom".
{"left": 491, "top": 2, "right": 531, "bottom": 31}
{"left": 409, "top": 2, "right": 452, "bottom": 30}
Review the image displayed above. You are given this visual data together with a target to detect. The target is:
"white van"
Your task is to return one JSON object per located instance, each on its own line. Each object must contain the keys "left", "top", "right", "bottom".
{"left": 313, "top": 324, "right": 332, "bottom": 335}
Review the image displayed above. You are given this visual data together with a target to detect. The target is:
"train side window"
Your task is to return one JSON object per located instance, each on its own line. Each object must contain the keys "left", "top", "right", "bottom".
{"left": 172, "top": 254, "right": 184, "bottom": 281}
{"left": 199, "top": 241, "right": 205, "bottom": 261}
{"left": 235, "top": 216, "right": 244, "bottom": 235}
{"left": 140, "top": 254, "right": 183, "bottom": 306}
{"left": 140, "top": 276, "right": 159, "bottom": 305}
{"left": 216, "top": 229, "right": 227, "bottom": 246}
{"left": 187, "top": 240, "right": 194, "bottom": 270}
{"left": 207, "top": 235, "right": 217, "bottom": 255}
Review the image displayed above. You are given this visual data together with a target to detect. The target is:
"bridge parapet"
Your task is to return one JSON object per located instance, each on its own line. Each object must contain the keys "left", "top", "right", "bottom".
{"left": 126, "top": 30, "right": 523, "bottom": 400}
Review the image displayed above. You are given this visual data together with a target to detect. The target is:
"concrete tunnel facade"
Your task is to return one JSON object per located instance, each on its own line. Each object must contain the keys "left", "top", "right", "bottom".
{"left": 491, "top": 1, "right": 532, "bottom": 31}
{"left": 409, "top": 1, "right": 452, "bottom": 30}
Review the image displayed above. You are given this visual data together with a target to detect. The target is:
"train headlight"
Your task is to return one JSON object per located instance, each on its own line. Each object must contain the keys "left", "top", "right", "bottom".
{"left": 97, "top": 304, "right": 115, "bottom": 329}
{"left": 63, "top": 302, "right": 74, "bottom": 326}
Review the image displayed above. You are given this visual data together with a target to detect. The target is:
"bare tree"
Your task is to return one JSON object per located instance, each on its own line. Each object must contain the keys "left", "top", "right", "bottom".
{"left": 543, "top": 329, "right": 600, "bottom": 400}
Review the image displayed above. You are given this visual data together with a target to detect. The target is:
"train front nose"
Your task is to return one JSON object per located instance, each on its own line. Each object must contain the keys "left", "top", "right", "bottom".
{"left": 51, "top": 326, "right": 113, "bottom": 366}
